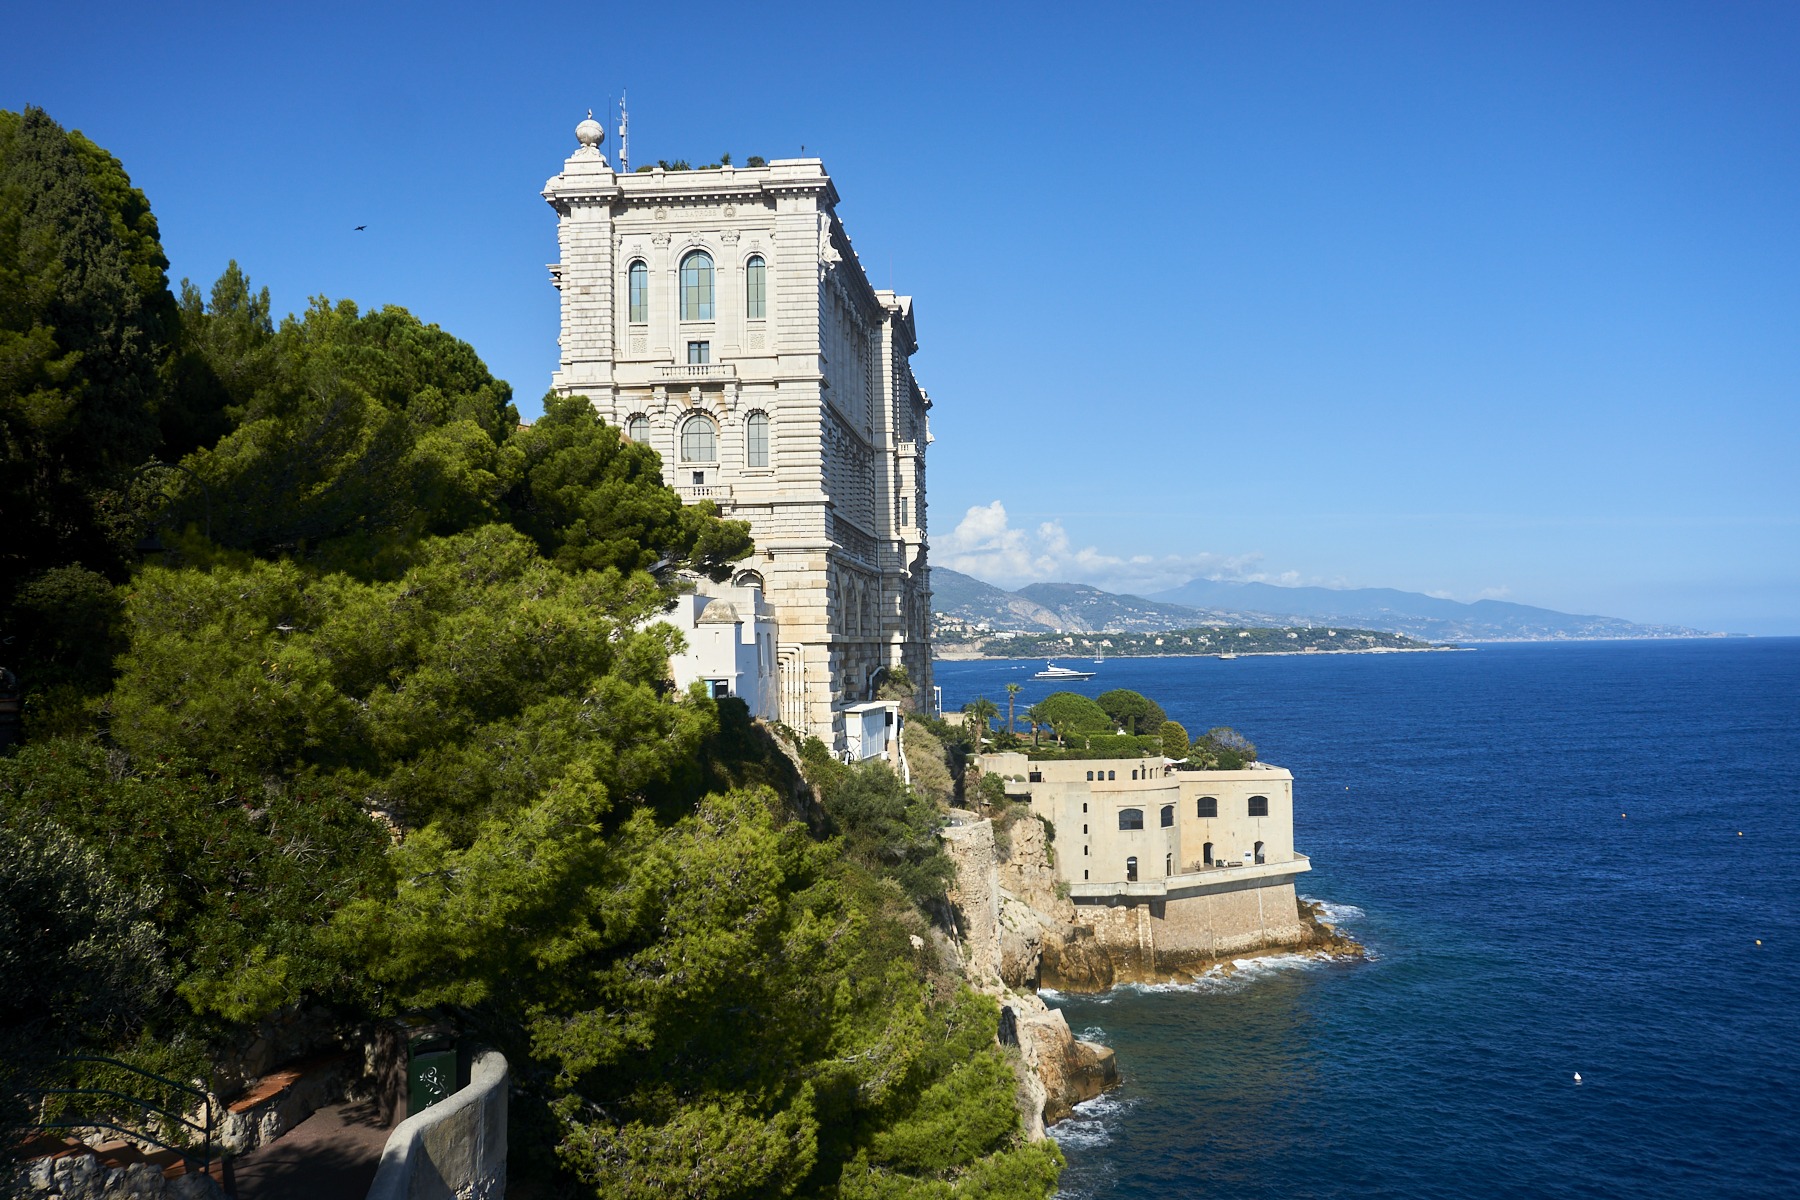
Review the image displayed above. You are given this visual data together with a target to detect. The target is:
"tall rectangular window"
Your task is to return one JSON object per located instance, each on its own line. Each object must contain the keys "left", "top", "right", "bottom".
{"left": 688, "top": 341, "right": 710, "bottom": 364}
{"left": 746, "top": 412, "right": 769, "bottom": 468}
{"left": 628, "top": 261, "right": 648, "bottom": 323}
{"left": 899, "top": 495, "right": 910, "bottom": 526}
{"left": 745, "top": 255, "right": 767, "bottom": 319}
{"left": 680, "top": 251, "right": 714, "bottom": 320}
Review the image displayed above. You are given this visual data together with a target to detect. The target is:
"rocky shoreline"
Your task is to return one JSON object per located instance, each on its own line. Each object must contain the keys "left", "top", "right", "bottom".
{"left": 938, "top": 811, "right": 1363, "bottom": 1135}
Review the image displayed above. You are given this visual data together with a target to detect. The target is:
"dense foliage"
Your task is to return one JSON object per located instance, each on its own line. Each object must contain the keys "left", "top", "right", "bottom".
{"left": 0, "top": 109, "right": 1054, "bottom": 1200}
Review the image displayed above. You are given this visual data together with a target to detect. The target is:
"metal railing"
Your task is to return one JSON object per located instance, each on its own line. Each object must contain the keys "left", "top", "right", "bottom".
{"left": 15, "top": 1055, "right": 214, "bottom": 1174}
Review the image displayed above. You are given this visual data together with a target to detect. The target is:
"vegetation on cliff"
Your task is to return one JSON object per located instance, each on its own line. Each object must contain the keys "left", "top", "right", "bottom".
{"left": 0, "top": 108, "right": 1057, "bottom": 1199}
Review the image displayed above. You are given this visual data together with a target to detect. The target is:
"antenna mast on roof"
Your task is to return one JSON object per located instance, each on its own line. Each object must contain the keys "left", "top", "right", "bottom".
{"left": 617, "top": 91, "right": 630, "bottom": 174}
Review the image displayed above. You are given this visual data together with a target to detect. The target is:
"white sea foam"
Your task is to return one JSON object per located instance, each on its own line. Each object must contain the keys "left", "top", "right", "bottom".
{"left": 1077, "top": 1025, "right": 1109, "bottom": 1045}
{"left": 1110, "top": 951, "right": 1340, "bottom": 996}
{"left": 1048, "top": 1092, "right": 1133, "bottom": 1151}
{"left": 1301, "top": 895, "right": 1367, "bottom": 924}
{"left": 1037, "top": 988, "right": 1067, "bottom": 1002}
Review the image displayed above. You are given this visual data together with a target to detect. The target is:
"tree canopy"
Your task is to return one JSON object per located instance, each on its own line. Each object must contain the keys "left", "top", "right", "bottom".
{"left": 1096, "top": 689, "right": 1165, "bottom": 737}
{"left": 1032, "top": 691, "right": 1110, "bottom": 738}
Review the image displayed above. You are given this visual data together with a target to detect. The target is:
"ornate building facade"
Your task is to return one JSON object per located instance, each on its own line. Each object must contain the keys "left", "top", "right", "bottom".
{"left": 543, "top": 118, "right": 933, "bottom": 746}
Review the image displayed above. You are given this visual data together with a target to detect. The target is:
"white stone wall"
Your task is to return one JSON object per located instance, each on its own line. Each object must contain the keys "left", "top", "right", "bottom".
{"left": 543, "top": 138, "right": 933, "bottom": 748}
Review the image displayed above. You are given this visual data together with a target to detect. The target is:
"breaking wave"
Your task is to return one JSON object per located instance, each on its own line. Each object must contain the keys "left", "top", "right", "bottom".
{"left": 1048, "top": 1091, "right": 1133, "bottom": 1151}
{"left": 1303, "top": 895, "right": 1367, "bottom": 924}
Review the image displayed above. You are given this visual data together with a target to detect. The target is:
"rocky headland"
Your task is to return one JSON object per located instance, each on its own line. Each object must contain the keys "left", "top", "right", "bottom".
{"left": 938, "top": 809, "right": 1362, "bottom": 1133}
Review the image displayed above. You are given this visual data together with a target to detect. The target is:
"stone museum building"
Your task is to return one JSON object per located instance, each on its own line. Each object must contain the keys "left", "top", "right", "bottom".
{"left": 542, "top": 116, "right": 933, "bottom": 749}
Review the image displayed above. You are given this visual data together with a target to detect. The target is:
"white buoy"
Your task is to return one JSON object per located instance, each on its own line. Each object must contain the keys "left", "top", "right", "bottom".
{"left": 1573, "top": 1072, "right": 1582, "bottom": 1084}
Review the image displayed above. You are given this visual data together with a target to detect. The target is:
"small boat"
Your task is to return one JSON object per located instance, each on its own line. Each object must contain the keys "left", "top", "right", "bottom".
{"left": 1033, "top": 661, "right": 1096, "bottom": 681}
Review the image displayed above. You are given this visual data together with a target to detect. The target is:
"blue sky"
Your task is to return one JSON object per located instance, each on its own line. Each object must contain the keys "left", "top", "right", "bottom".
{"left": 8, "top": 2, "right": 1797, "bottom": 633}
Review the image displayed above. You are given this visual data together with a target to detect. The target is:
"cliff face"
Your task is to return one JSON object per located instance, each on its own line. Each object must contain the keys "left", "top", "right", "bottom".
{"left": 939, "top": 818, "right": 1118, "bottom": 1136}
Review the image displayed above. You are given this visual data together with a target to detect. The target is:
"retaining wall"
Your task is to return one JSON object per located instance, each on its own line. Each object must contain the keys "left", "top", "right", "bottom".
{"left": 364, "top": 1050, "right": 507, "bottom": 1200}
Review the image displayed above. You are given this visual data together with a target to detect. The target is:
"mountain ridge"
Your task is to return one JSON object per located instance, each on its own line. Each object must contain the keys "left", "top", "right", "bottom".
{"left": 930, "top": 567, "right": 1716, "bottom": 642}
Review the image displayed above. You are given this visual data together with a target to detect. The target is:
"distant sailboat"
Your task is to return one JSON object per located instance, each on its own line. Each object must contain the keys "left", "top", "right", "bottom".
{"left": 1094, "top": 647, "right": 1105, "bottom": 665}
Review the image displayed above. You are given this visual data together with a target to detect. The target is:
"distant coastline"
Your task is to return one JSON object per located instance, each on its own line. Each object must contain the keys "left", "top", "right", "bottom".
{"left": 934, "top": 645, "right": 1459, "bottom": 661}
{"left": 931, "top": 623, "right": 1438, "bottom": 661}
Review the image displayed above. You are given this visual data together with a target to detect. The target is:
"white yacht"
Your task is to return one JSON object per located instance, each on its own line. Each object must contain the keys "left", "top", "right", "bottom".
{"left": 1033, "top": 661, "right": 1096, "bottom": 681}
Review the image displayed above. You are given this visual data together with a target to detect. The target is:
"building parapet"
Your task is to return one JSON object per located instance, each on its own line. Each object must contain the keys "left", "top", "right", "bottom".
{"left": 1069, "top": 855, "right": 1311, "bottom": 902}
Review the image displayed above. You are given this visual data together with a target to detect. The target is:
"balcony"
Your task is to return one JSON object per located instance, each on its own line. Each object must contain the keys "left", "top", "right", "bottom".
{"left": 657, "top": 363, "right": 737, "bottom": 382}
{"left": 676, "top": 484, "right": 733, "bottom": 502}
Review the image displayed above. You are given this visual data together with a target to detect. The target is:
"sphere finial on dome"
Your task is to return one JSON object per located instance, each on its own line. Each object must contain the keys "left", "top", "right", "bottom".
{"left": 576, "top": 110, "right": 605, "bottom": 149}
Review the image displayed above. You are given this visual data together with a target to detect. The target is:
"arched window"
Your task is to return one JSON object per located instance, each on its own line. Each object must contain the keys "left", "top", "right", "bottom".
{"left": 1165, "top": 853, "right": 1173, "bottom": 876}
{"left": 1085, "top": 771, "right": 1094, "bottom": 781}
{"left": 680, "top": 414, "right": 717, "bottom": 462}
{"left": 1203, "top": 841, "right": 1214, "bottom": 866}
{"left": 1125, "top": 856, "right": 1139, "bottom": 882}
{"left": 624, "top": 414, "right": 649, "bottom": 443}
{"left": 1254, "top": 840, "right": 1265, "bottom": 864}
{"left": 680, "top": 251, "right": 714, "bottom": 320}
{"left": 745, "top": 255, "right": 766, "bottom": 319}
{"left": 627, "top": 260, "right": 648, "bottom": 323}
{"left": 1248, "top": 795, "right": 1269, "bottom": 817}
{"left": 1118, "top": 808, "right": 1143, "bottom": 831}
{"left": 1159, "top": 805, "right": 1174, "bottom": 828}
{"left": 1107, "top": 770, "right": 1116, "bottom": 781}
{"left": 1197, "top": 796, "right": 1218, "bottom": 818}
{"left": 745, "top": 411, "right": 770, "bottom": 468}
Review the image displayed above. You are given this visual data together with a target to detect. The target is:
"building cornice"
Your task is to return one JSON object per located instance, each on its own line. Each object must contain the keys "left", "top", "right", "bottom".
{"left": 544, "top": 158, "right": 839, "bottom": 213}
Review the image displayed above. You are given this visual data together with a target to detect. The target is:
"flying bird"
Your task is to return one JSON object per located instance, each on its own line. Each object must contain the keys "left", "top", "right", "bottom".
{"left": 354, "top": 225, "right": 367, "bottom": 231}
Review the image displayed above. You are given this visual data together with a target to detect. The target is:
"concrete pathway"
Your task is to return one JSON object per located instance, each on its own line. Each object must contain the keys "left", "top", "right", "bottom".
{"left": 229, "top": 1099, "right": 394, "bottom": 1200}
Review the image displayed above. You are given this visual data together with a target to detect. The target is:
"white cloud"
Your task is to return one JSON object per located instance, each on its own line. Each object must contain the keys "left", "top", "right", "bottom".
{"left": 939, "top": 501, "right": 1265, "bottom": 596}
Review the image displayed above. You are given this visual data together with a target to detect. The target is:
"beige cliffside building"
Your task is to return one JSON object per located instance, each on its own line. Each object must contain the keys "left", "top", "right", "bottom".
{"left": 980, "top": 752, "right": 1317, "bottom": 977}
{"left": 543, "top": 117, "right": 933, "bottom": 749}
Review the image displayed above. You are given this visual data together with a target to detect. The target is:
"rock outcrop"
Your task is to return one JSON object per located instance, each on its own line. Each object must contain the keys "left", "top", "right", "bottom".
{"left": 940, "top": 816, "right": 1117, "bottom": 1138}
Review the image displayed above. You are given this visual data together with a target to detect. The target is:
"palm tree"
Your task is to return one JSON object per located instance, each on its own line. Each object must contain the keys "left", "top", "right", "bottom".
{"left": 965, "top": 696, "right": 999, "bottom": 751}
{"left": 1005, "top": 682, "right": 1022, "bottom": 734}
{"left": 1023, "top": 703, "right": 1045, "bottom": 748}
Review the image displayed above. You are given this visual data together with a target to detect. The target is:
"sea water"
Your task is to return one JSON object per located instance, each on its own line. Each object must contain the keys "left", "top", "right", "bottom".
{"left": 933, "top": 640, "right": 1800, "bottom": 1199}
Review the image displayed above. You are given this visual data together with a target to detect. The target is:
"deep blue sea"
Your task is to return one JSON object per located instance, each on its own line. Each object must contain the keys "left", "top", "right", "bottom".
{"left": 934, "top": 640, "right": 1800, "bottom": 1200}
